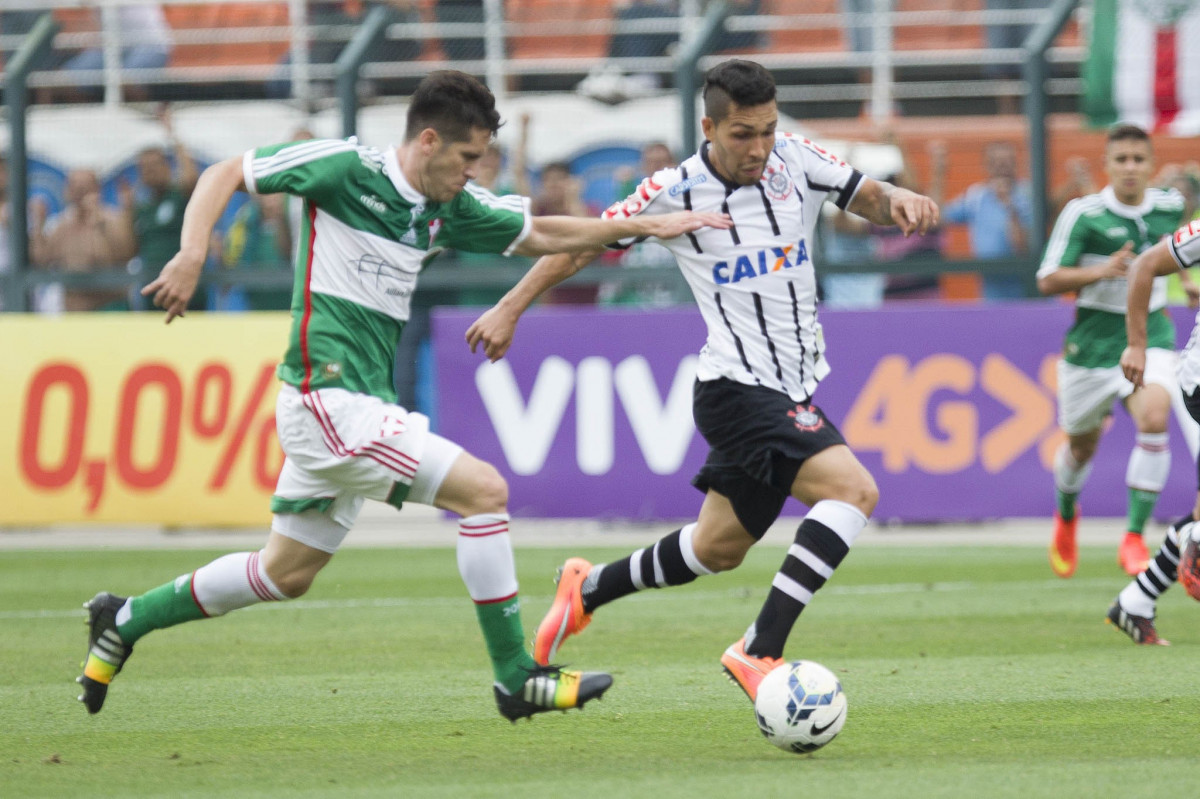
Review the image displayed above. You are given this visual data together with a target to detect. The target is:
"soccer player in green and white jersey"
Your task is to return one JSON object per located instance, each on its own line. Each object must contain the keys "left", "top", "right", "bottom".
{"left": 1037, "top": 124, "right": 1188, "bottom": 579}
{"left": 76, "top": 71, "right": 730, "bottom": 721}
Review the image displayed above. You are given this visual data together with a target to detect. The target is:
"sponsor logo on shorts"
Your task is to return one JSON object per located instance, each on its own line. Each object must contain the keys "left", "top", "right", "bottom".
{"left": 323, "top": 362, "right": 342, "bottom": 379}
{"left": 788, "top": 404, "right": 824, "bottom": 432}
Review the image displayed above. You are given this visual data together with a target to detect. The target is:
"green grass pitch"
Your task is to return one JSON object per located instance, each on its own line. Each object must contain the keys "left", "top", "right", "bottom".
{"left": 2, "top": 539, "right": 1197, "bottom": 798}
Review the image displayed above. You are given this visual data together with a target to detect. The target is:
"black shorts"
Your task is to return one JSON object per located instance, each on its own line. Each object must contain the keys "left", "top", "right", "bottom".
{"left": 691, "top": 378, "right": 847, "bottom": 539}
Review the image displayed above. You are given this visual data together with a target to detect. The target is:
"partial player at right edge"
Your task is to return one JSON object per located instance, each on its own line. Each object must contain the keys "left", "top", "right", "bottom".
{"left": 1113, "top": 220, "right": 1200, "bottom": 645}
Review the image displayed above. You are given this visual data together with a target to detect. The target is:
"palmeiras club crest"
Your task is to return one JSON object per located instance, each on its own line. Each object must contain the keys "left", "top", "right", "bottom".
{"left": 788, "top": 404, "right": 823, "bottom": 432}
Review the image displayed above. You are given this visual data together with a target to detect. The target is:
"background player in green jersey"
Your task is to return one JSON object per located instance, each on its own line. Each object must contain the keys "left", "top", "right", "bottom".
{"left": 1037, "top": 124, "right": 1188, "bottom": 579}
{"left": 76, "top": 70, "right": 730, "bottom": 721}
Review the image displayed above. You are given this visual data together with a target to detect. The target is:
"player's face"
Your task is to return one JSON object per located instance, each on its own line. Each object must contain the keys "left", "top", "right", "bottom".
{"left": 138, "top": 152, "right": 172, "bottom": 192}
{"left": 421, "top": 126, "right": 492, "bottom": 202}
{"left": 1104, "top": 138, "right": 1154, "bottom": 205}
{"left": 702, "top": 102, "right": 778, "bottom": 186}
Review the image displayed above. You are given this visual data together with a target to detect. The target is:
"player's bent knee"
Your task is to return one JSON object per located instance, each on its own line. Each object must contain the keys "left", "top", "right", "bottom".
{"left": 700, "top": 546, "right": 747, "bottom": 572}
{"left": 855, "top": 480, "right": 880, "bottom": 517}
{"left": 460, "top": 460, "right": 509, "bottom": 516}
{"left": 692, "top": 524, "right": 754, "bottom": 572}
{"left": 261, "top": 563, "right": 316, "bottom": 599}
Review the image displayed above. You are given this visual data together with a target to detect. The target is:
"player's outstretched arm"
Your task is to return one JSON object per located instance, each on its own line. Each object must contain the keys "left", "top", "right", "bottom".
{"left": 466, "top": 249, "right": 598, "bottom": 362}
{"left": 141, "top": 156, "right": 246, "bottom": 323}
{"left": 513, "top": 211, "right": 730, "bottom": 256}
{"left": 1121, "top": 239, "right": 1180, "bottom": 387}
{"left": 846, "top": 178, "right": 939, "bottom": 236}
{"left": 1037, "top": 240, "right": 1134, "bottom": 297}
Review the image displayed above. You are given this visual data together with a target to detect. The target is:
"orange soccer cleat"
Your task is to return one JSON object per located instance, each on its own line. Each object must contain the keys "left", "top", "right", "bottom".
{"left": 720, "top": 637, "right": 783, "bottom": 703}
{"left": 1049, "top": 511, "right": 1078, "bottom": 578}
{"left": 1118, "top": 532, "right": 1150, "bottom": 577}
{"left": 532, "top": 558, "right": 594, "bottom": 666}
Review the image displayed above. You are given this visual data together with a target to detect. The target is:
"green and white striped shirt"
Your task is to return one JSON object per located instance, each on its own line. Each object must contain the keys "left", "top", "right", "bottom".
{"left": 1038, "top": 186, "right": 1184, "bottom": 368}
{"left": 243, "top": 138, "right": 531, "bottom": 401}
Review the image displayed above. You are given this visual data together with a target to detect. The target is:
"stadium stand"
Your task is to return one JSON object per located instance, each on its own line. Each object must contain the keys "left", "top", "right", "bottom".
{"left": 164, "top": 3, "right": 291, "bottom": 70}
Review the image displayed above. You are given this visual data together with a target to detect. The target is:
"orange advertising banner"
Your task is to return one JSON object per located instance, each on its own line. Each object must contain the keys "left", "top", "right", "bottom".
{"left": 3, "top": 313, "right": 290, "bottom": 526}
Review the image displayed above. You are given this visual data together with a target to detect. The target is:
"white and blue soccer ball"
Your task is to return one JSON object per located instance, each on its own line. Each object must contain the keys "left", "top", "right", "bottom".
{"left": 753, "top": 660, "right": 847, "bottom": 754}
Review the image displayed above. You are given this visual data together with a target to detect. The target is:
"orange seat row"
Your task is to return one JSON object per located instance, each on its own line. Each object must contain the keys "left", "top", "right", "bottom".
{"left": 26, "top": 1, "right": 1076, "bottom": 70}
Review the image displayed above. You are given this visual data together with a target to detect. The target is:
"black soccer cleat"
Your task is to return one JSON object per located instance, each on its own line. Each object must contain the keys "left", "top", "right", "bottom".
{"left": 1105, "top": 600, "right": 1169, "bottom": 646}
{"left": 76, "top": 592, "right": 133, "bottom": 714}
{"left": 493, "top": 665, "right": 613, "bottom": 722}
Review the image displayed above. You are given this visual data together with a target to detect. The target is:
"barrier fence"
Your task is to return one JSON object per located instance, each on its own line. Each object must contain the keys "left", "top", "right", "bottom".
{"left": 7, "top": 304, "right": 1200, "bottom": 526}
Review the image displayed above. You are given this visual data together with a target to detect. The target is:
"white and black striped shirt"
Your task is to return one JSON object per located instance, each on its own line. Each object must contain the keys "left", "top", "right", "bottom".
{"left": 1170, "top": 221, "right": 1200, "bottom": 393}
{"left": 603, "top": 132, "right": 863, "bottom": 402}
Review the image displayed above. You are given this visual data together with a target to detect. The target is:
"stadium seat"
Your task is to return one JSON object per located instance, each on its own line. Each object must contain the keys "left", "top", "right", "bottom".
{"left": 763, "top": 0, "right": 846, "bottom": 55}
{"left": 165, "top": 3, "right": 291, "bottom": 69}
{"left": 506, "top": 0, "right": 611, "bottom": 60}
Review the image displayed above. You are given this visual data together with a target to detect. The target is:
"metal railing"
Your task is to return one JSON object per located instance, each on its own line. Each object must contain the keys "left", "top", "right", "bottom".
{"left": 0, "top": 0, "right": 1085, "bottom": 113}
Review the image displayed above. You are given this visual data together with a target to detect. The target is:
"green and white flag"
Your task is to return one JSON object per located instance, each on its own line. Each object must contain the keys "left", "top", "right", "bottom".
{"left": 1083, "top": 0, "right": 1200, "bottom": 134}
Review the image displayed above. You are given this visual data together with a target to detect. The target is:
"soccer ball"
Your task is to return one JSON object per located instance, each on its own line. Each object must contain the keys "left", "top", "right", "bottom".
{"left": 1179, "top": 521, "right": 1200, "bottom": 602}
{"left": 753, "top": 660, "right": 847, "bottom": 754}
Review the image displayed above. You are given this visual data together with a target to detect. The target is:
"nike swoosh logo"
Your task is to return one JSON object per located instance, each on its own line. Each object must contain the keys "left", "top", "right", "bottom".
{"left": 811, "top": 704, "right": 846, "bottom": 736}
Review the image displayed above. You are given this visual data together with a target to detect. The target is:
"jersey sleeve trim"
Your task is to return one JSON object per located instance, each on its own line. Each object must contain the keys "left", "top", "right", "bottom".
{"left": 502, "top": 195, "right": 534, "bottom": 256}
{"left": 832, "top": 170, "right": 864, "bottom": 210}
{"left": 1037, "top": 195, "right": 1095, "bottom": 277}
{"left": 242, "top": 149, "right": 259, "bottom": 194}
{"left": 1169, "top": 220, "right": 1200, "bottom": 270}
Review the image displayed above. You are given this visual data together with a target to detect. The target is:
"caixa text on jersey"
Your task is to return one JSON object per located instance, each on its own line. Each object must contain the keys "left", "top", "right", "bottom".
{"left": 711, "top": 242, "right": 809, "bottom": 285}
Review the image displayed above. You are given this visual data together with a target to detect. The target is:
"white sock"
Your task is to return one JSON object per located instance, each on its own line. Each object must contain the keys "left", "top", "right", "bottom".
{"left": 1118, "top": 582, "right": 1155, "bottom": 617}
{"left": 191, "top": 551, "right": 287, "bottom": 616}
{"left": 1126, "top": 432, "right": 1170, "bottom": 492}
{"left": 1054, "top": 443, "right": 1092, "bottom": 494}
{"left": 456, "top": 513, "right": 518, "bottom": 602}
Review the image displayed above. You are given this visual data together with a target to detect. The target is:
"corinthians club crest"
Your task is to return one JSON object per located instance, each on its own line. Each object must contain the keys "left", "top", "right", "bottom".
{"left": 788, "top": 404, "right": 824, "bottom": 432}
{"left": 762, "top": 164, "right": 793, "bottom": 201}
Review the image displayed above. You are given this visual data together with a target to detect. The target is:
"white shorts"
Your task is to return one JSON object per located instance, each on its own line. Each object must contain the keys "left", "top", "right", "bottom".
{"left": 270, "top": 384, "right": 463, "bottom": 552}
{"left": 1057, "top": 347, "right": 1179, "bottom": 435}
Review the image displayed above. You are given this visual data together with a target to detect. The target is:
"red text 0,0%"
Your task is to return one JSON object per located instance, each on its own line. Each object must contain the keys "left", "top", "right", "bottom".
{"left": 20, "top": 360, "right": 280, "bottom": 512}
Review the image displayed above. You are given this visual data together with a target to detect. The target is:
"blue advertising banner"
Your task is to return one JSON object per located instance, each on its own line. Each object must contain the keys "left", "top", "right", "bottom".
{"left": 431, "top": 303, "right": 1200, "bottom": 521}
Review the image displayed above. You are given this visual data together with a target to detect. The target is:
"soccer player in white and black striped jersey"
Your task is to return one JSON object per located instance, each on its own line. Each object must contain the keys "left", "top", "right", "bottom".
{"left": 467, "top": 60, "right": 940, "bottom": 702}
{"left": 1113, "top": 219, "right": 1200, "bottom": 645}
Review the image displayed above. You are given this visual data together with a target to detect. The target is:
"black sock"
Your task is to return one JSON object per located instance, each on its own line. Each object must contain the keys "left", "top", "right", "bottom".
{"left": 745, "top": 517, "right": 851, "bottom": 659}
{"left": 1135, "top": 520, "right": 1187, "bottom": 601}
{"left": 582, "top": 528, "right": 707, "bottom": 612}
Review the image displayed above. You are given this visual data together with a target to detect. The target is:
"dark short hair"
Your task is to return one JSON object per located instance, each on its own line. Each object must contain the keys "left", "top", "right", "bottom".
{"left": 406, "top": 70, "right": 502, "bottom": 143}
{"left": 540, "top": 161, "right": 572, "bottom": 178}
{"left": 702, "top": 60, "right": 776, "bottom": 123}
{"left": 1107, "top": 123, "right": 1151, "bottom": 146}
{"left": 138, "top": 146, "right": 169, "bottom": 161}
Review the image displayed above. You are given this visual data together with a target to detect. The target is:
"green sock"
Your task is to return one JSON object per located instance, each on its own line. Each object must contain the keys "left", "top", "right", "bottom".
{"left": 474, "top": 596, "right": 537, "bottom": 694}
{"left": 116, "top": 574, "right": 207, "bottom": 645}
{"left": 1127, "top": 488, "right": 1159, "bottom": 534}
{"left": 1056, "top": 489, "right": 1078, "bottom": 521}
